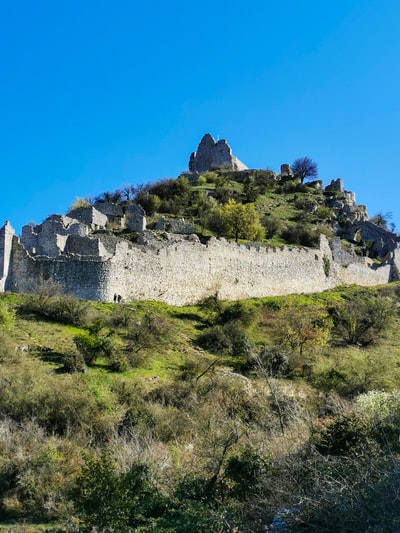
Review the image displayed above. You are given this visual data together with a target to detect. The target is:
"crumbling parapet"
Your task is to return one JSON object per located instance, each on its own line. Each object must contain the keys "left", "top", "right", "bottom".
{"left": 66, "top": 206, "right": 108, "bottom": 231}
{"left": 280, "top": 164, "right": 293, "bottom": 176}
{"left": 189, "top": 133, "right": 248, "bottom": 173}
{"left": 21, "top": 215, "right": 88, "bottom": 257}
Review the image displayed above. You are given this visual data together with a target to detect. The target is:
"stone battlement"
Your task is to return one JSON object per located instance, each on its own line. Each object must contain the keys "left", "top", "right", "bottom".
{"left": 0, "top": 135, "right": 397, "bottom": 305}
{"left": 0, "top": 209, "right": 394, "bottom": 305}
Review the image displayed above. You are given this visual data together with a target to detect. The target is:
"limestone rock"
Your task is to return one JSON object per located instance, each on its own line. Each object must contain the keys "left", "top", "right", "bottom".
{"left": 189, "top": 133, "right": 247, "bottom": 173}
{"left": 325, "top": 178, "right": 344, "bottom": 193}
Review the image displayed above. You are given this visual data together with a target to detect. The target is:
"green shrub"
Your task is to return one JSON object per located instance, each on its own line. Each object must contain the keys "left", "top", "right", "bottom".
{"left": 198, "top": 322, "right": 252, "bottom": 358}
{"left": 223, "top": 446, "right": 270, "bottom": 499}
{"left": 71, "top": 452, "right": 158, "bottom": 532}
{"left": 20, "top": 293, "right": 87, "bottom": 326}
{"left": 73, "top": 331, "right": 104, "bottom": 365}
{"left": 0, "top": 301, "right": 16, "bottom": 330}
{"left": 332, "top": 295, "right": 395, "bottom": 345}
{"left": 62, "top": 351, "right": 86, "bottom": 373}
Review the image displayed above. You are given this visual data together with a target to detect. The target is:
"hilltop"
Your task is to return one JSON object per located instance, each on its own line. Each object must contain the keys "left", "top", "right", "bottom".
{"left": 1, "top": 134, "right": 400, "bottom": 305}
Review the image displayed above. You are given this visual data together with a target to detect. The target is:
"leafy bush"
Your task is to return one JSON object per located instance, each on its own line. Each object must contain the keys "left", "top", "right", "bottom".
{"left": 262, "top": 214, "right": 285, "bottom": 239}
{"left": 281, "top": 224, "right": 320, "bottom": 247}
{"left": 0, "top": 300, "right": 16, "bottom": 330}
{"left": 332, "top": 295, "right": 395, "bottom": 345}
{"left": 71, "top": 452, "right": 159, "bottom": 532}
{"left": 223, "top": 446, "right": 270, "bottom": 499}
{"left": 198, "top": 321, "right": 252, "bottom": 358}
{"left": 20, "top": 293, "right": 87, "bottom": 326}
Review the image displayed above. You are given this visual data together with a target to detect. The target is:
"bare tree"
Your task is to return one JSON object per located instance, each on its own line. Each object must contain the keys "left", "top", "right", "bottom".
{"left": 292, "top": 156, "right": 318, "bottom": 183}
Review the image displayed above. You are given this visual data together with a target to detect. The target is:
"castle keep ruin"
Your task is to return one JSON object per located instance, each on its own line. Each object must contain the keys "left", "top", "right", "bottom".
{"left": 0, "top": 135, "right": 399, "bottom": 305}
{"left": 189, "top": 133, "right": 248, "bottom": 173}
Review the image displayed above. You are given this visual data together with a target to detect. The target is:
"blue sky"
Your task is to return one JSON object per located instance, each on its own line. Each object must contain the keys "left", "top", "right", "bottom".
{"left": 1, "top": 0, "right": 399, "bottom": 234}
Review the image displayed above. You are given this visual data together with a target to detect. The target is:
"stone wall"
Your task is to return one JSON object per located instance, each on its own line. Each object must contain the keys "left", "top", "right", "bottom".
{"left": 9, "top": 240, "right": 112, "bottom": 301}
{"left": 189, "top": 134, "right": 248, "bottom": 173}
{"left": 8, "top": 232, "right": 387, "bottom": 306}
{"left": 66, "top": 207, "right": 108, "bottom": 230}
{"left": 0, "top": 222, "right": 395, "bottom": 306}
{"left": 0, "top": 222, "right": 15, "bottom": 291}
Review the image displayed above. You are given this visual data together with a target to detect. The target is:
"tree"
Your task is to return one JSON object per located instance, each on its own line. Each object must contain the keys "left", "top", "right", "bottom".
{"left": 218, "top": 199, "right": 264, "bottom": 242}
{"left": 369, "top": 211, "right": 392, "bottom": 230}
{"left": 72, "top": 452, "right": 154, "bottom": 531}
{"left": 333, "top": 295, "right": 395, "bottom": 346}
{"left": 292, "top": 156, "right": 318, "bottom": 184}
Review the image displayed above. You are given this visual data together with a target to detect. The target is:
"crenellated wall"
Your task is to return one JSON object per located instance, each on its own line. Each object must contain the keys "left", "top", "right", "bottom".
{"left": 3, "top": 230, "right": 391, "bottom": 305}
{"left": 0, "top": 217, "right": 394, "bottom": 306}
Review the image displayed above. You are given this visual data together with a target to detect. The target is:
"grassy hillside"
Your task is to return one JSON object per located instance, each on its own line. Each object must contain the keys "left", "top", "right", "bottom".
{"left": 1, "top": 283, "right": 400, "bottom": 531}
{"left": 93, "top": 169, "right": 341, "bottom": 249}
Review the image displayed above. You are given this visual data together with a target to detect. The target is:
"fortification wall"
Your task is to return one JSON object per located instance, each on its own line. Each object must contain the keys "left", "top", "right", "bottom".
{"left": 103, "top": 234, "right": 391, "bottom": 306}
{"left": 9, "top": 241, "right": 112, "bottom": 301}
{"left": 4, "top": 231, "right": 393, "bottom": 306}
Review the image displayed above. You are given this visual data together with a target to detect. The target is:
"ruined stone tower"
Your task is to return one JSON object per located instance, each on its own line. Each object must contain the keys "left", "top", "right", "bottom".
{"left": 189, "top": 133, "right": 248, "bottom": 173}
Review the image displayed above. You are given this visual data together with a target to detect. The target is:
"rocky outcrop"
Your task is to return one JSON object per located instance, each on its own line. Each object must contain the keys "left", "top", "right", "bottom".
{"left": 324, "top": 178, "right": 368, "bottom": 223}
{"left": 189, "top": 133, "right": 247, "bottom": 173}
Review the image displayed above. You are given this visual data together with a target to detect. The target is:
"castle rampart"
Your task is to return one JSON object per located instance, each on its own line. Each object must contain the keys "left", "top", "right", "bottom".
{"left": 0, "top": 132, "right": 397, "bottom": 305}
{"left": 0, "top": 215, "right": 394, "bottom": 306}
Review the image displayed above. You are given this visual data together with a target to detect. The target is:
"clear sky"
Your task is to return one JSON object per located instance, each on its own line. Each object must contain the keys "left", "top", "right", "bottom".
{"left": 1, "top": 0, "right": 399, "bottom": 235}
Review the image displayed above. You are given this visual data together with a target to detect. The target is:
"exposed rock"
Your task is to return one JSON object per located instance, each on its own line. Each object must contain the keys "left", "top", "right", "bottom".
{"left": 325, "top": 178, "right": 344, "bottom": 193}
{"left": 339, "top": 220, "right": 400, "bottom": 258}
{"left": 189, "top": 133, "right": 247, "bottom": 173}
{"left": 169, "top": 218, "right": 195, "bottom": 235}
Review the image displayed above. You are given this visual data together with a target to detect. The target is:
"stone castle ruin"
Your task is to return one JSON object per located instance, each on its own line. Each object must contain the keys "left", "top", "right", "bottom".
{"left": 189, "top": 133, "right": 248, "bottom": 173}
{"left": 1, "top": 135, "right": 399, "bottom": 306}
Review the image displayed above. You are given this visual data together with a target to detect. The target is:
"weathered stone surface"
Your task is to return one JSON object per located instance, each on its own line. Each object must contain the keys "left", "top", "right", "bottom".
{"left": 339, "top": 220, "right": 400, "bottom": 258}
{"left": 280, "top": 164, "right": 293, "bottom": 176}
{"left": 0, "top": 214, "right": 393, "bottom": 306}
{"left": 189, "top": 134, "right": 247, "bottom": 173}
{"left": 168, "top": 218, "right": 195, "bottom": 235}
{"left": 325, "top": 178, "right": 344, "bottom": 193}
{"left": 125, "top": 204, "right": 146, "bottom": 232}
{"left": 0, "top": 221, "right": 15, "bottom": 291}
{"left": 21, "top": 215, "right": 88, "bottom": 257}
{"left": 67, "top": 207, "right": 108, "bottom": 230}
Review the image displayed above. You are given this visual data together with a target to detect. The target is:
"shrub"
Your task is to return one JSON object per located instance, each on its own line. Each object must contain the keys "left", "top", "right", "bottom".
{"left": 262, "top": 215, "right": 284, "bottom": 239}
{"left": 223, "top": 446, "right": 270, "bottom": 499}
{"left": 332, "top": 295, "right": 395, "bottom": 345}
{"left": 71, "top": 452, "right": 158, "bottom": 531}
{"left": 281, "top": 224, "right": 320, "bottom": 247}
{"left": 73, "top": 331, "right": 105, "bottom": 365}
{"left": 198, "top": 321, "right": 252, "bottom": 358}
{"left": 0, "top": 301, "right": 16, "bottom": 330}
{"left": 62, "top": 351, "right": 86, "bottom": 373}
{"left": 20, "top": 293, "right": 87, "bottom": 326}
{"left": 219, "top": 301, "right": 258, "bottom": 327}
{"left": 256, "top": 347, "right": 290, "bottom": 377}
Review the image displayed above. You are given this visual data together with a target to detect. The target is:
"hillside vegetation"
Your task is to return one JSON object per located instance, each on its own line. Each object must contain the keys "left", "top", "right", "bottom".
{"left": 1, "top": 281, "right": 400, "bottom": 531}
{"left": 90, "top": 168, "right": 342, "bottom": 249}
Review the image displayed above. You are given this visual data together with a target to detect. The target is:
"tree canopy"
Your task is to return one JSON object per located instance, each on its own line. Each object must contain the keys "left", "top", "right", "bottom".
{"left": 219, "top": 199, "right": 264, "bottom": 242}
{"left": 292, "top": 156, "right": 318, "bottom": 183}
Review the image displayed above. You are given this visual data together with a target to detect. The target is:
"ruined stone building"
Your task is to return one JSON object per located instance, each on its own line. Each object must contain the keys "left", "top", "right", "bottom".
{"left": 189, "top": 133, "right": 248, "bottom": 173}
{"left": 0, "top": 135, "right": 399, "bottom": 305}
